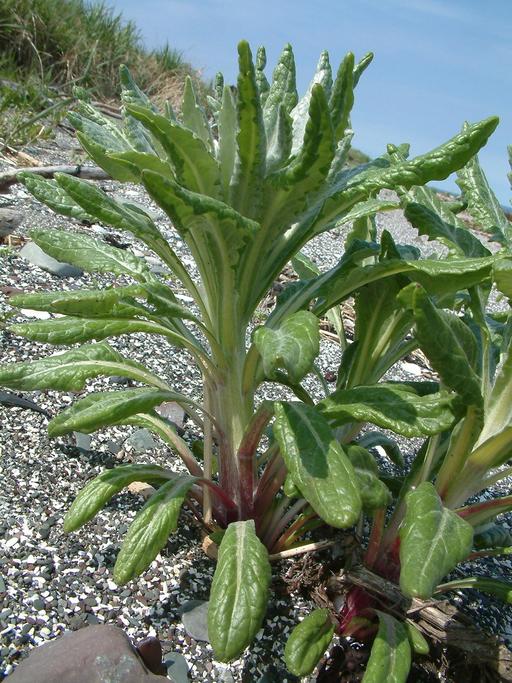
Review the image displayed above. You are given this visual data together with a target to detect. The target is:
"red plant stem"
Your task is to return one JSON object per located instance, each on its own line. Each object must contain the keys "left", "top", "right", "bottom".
{"left": 263, "top": 498, "right": 310, "bottom": 551}
{"left": 198, "top": 478, "right": 238, "bottom": 516}
{"left": 456, "top": 494, "right": 512, "bottom": 520}
{"left": 364, "top": 507, "right": 386, "bottom": 570}
{"left": 253, "top": 449, "right": 286, "bottom": 518}
{"left": 236, "top": 402, "right": 273, "bottom": 520}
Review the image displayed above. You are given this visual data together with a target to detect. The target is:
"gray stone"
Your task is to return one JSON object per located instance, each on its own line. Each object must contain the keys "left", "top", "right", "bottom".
{"left": 73, "top": 432, "right": 92, "bottom": 451}
{"left": 19, "top": 242, "right": 83, "bottom": 278}
{"left": 125, "top": 428, "right": 156, "bottom": 453}
{"left": 181, "top": 600, "right": 209, "bottom": 642}
{"left": 32, "top": 598, "right": 45, "bottom": 611}
{"left": 220, "top": 671, "right": 235, "bottom": 683}
{"left": 164, "top": 652, "right": 189, "bottom": 682}
{"left": 6, "top": 624, "right": 165, "bottom": 682}
{"left": 0, "top": 576, "right": 6, "bottom": 592}
{"left": 155, "top": 401, "right": 185, "bottom": 430}
{"left": 0, "top": 208, "right": 23, "bottom": 237}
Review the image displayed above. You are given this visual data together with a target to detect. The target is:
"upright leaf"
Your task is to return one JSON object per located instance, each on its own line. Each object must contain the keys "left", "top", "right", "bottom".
{"left": 208, "top": 520, "right": 271, "bottom": 661}
{"left": 263, "top": 43, "right": 297, "bottom": 142}
{"left": 229, "top": 41, "right": 266, "bottom": 219}
{"left": 329, "top": 52, "right": 355, "bottom": 142}
{"left": 218, "top": 85, "right": 237, "bottom": 195}
{"left": 273, "top": 402, "right": 361, "bottom": 527}
{"left": 399, "top": 482, "right": 473, "bottom": 599}
{"left": 181, "top": 76, "right": 212, "bottom": 149}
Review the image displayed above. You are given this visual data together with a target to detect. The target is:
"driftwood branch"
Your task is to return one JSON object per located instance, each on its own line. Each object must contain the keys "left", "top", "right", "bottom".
{"left": 328, "top": 566, "right": 512, "bottom": 681}
{"left": 0, "top": 164, "right": 110, "bottom": 192}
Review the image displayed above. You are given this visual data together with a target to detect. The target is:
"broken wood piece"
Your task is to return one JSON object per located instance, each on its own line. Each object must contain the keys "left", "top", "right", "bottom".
{"left": 0, "top": 164, "right": 110, "bottom": 192}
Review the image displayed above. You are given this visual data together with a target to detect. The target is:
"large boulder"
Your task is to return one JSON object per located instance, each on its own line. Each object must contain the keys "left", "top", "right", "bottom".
{"left": 7, "top": 625, "right": 167, "bottom": 682}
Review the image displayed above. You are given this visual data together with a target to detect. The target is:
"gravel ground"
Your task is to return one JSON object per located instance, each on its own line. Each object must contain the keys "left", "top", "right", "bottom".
{"left": 1, "top": 129, "right": 512, "bottom": 681}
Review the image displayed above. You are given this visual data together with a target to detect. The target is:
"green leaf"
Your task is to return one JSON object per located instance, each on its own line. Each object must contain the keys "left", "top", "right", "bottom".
{"left": 75, "top": 131, "right": 138, "bottom": 182}
{"left": 273, "top": 402, "right": 361, "bottom": 528}
{"left": 291, "top": 49, "right": 332, "bottom": 155}
{"left": 114, "top": 474, "right": 197, "bottom": 584}
{"left": 284, "top": 609, "right": 334, "bottom": 677}
{"left": 265, "top": 104, "right": 293, "bottom": 174}
{"left": 263, "top": 43, "right": 297, "bottom": 144}
{"left": 329, "top": 52, "right": 355, "bottom": 142}
{"left": 436, "top": 576, "right": 512, "bottom": 603}
{"left": 9, "top": 317, "right": 171, "bottom": 346}
{"left": 229, "top": 40, "right": 266, "bottom": 219}
{"left": 64, "top": 463, "right": 173, "bottom": 531}
{"left": 398, "top": 284, "right": 483, "bottom": 407}
{"left": 255, "top": 46, "right": 270, "bottom": 102}
{"left": 362, "top": 612, "right": 411, "bottom": 683}
{"left": 353, "top": 52, "right": 374, "bottom": 87}
{"left": 346, "top": 445, "right": 392, "bottom": 511}
{"left": 456, "top": 148, "right": 512, "bottom": 247}
{"left": 181, "top": 76, "right": 212, "bottom": 149}
{"left": 358, "top": 431, "right": 404, "bottom": 468}
{"left": 218, "top": 85, "right": 237, "bottom": 195}
{"left": 404, "top": 202, "right": 491, "bottom": 257}
{"left": 10, "top": 285, "right": 145, "bottom": 319}
{"left": 253, "top": 311, "right": 319, "bottom": 384}
{"left": 17, "top": 173, "right": 93, "bottom": 221}
{"left": 399, "top": 482, "right": 474, "bottom": 599}
{"left": 317, "top": 117, "right": 499, "bottom": 229}
{"left": 30, "top": 228, "right": 149, "bottom": 279}
{"left": 119, "top": 64, "right": 156, "bottom": 111}
{"left": 126, "top": 103, "right": 221, "bottom": 198}
{"left": 405, "top": 622, "right": 429, "bottom": 656}
{"left": 473, "top": 523, "right": 512, "bottom": 549}
{"left": 48, "top": 388, "right": 183, "bottom": 436}
{"left": 456, "top": 494, "right": 512, "bottom": 527}
{"left": 0, "top": 342, "right": 149, "bottom": 391}
{"left": 107, "top": 149, "right": 174, "bottom": 182}
{"left": 208, "top": 520, "right": 271, "bottom": 661}
{"left": 494, "top": 258, "right": 512, "bottom": 298}
{"left": 320, "top": 384, "right": 461, "bottom": 437}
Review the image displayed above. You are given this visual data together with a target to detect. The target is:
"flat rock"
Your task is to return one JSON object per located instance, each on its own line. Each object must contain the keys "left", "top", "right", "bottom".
{"left": 164, "top": 652, "right": 189, "bottom": 682}
{"left": 6, "top": 624, "right": 165, "bottom": 682}
{"left": 19, "top": 242, "right": 83, "bottom": 278}
{"left": 125, "top": 428, "right": 156, "bottom": 453}
{"left": 181, "top": 600, "right": 209, "bottom": 642}
{"left": 155, "top": 401, "right": 185, "bottom": 430}
{"left": 0, "top": 208, "right": 23, "bottom": 237}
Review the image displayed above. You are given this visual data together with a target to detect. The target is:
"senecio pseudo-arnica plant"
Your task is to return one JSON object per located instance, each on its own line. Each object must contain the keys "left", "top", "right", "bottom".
{"left": 1, "top": 40, "right": 510, "bottom": 677}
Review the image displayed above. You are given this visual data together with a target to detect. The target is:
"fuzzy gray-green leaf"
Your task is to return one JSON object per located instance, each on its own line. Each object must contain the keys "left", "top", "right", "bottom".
{"left": 18, "top": 173, "right": 93, "bottom": 221}
{"left": 114, "top": 474, "right": 197, "bottom": 584}
{"left": 208, "top": 520, "right": 271, "bottom": 661}
{"left": 329, "top": 52, "right": 355, "bottom": 141}
{"left": 273, "top": 402, "right": 361, "bottom": 528}
{"left": 253, "top": 311, "right": 319, "bottom": 384}
{"left": 399, "top": 482, "right": 473, "bottom": 599}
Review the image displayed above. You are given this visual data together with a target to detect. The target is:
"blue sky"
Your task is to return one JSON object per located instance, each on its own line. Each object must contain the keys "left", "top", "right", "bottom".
{"left": 110, "top": 0, "right": 512, "bottom": 203}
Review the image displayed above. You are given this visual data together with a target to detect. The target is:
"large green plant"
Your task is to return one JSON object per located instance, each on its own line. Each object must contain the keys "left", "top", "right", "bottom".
{"left": 0, "top": 41, "right": 500, "bottom": 663}
{"left": 284, "top": 154, "right": 512, "bottom": 680}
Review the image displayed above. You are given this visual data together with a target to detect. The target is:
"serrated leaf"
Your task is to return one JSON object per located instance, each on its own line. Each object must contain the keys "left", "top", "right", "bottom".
{"left": 273, "top": 402, "right": 361, "bottom": 528}
{"left": 126, "top": 104, "right": 221, "bottom": 198}
{"left": 107, "top": 149, "right": 173, "bottom": 182}
{"left": 30, "top": 228, "right": 149, "bottom": 279}
{"left": 255, "top": 46, "right": 270, "bottom": 103}
{"left": 18, "top": 173, "right": 93, "bottom": 221}
{"left": 263, "top": 43, "right": 297, "bottom": 152}
{"left": 398, "top": 284, "right": 483, "bottom": 407}
{"left": 320, "top": 384, "right": 460, "bottom": 437}
{"left": 181, "top": 76, "right": 212, "bottom": 149}
{"left": 291, "top": 50, "right": 332, "bottom": 155}
{"left": 120, "top": 64, "right": 157, "bottom": 111}
{"left": 399, "top": 482, "right": 473, "bottom": 599}
{"left": 48, "top": 388, "right": 183, "bottom": 436}
{"left": 64, "top": 463, "right": 173, "bottom": 531}
{"left": 208, "top": 520, "right": 271, "bottom": 661}
{"left": 253, "top": 311, "right": 319, "bottom": 384}
{"left": 346, "top": 445, "right": 391, "bottom": 511}
{"left": 363, "top": 612, "right": 411, "bottom": 683}
{"left": 230, "top": 40, "right": 266, "bottom": 219}
{"left": 284, "top": 609, "right": 334, "bottom": 677}
{"left": 456, "top": 148, "right": 512, "bottom": 247}
{"left": 0, "top": 342, "right": 147, "bottom": 391}
{"left": 403, "top": 196, "right": 490, "bottom": 258}
{"left": 265, "top": 104, "right": 293, "bottom": 174}
{"left": 114, "top": 474, "right": 197, "bottom": 584}
{"left": 10, "top": 285, "right": 145, "bottom": 319}
{"left": 75, "top": 130, "right": 138, "bottom": 182}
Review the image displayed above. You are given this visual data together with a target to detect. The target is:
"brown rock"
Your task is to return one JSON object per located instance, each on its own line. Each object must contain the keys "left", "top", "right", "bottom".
{"left": 6, "top": 624, "right": 166, "bottom": 682}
